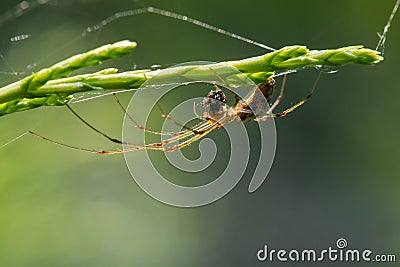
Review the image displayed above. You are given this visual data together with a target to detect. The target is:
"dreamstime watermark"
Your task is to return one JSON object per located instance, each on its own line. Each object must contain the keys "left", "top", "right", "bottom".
{"left": 257, "top": 238, "right": 397, "bottom": 263}
{"left": 122, "top": 62, "right": 277, "bottom": 207}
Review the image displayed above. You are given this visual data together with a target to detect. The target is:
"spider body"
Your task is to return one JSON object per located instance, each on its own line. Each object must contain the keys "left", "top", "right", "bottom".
{"left": 201, "top": 77, "right": 277, "bottom": 126}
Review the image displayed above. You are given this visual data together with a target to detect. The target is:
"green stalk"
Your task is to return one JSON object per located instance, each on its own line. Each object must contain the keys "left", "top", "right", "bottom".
{"left": 0, "top": 40, "right": 383, "bottom": 116}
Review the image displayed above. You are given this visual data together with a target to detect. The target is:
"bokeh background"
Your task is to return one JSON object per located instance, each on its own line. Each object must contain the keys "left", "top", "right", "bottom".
{"left": 0, "top": 0, "right": 399, "bottom": 266}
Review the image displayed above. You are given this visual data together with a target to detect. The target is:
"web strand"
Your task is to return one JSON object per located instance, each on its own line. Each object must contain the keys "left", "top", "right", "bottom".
{"left": 82, "top": 6, "right": 276, "bottom": 52}
{"left": 0, "top": 132, "right": 28, "bottom": 150}
{"left": 376, "top": 0, "right": 400, "bottom": 53}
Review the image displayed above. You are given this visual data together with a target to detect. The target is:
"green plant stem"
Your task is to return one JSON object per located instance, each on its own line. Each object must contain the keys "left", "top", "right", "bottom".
{"left": 0, "top": 40, "right": 383, "bottom": 116}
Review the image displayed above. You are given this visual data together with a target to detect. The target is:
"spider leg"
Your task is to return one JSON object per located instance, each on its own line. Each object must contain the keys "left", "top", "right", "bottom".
{"left": 165, "top": 122, "right": 221, "bottom": 151}
{"left": 27, "top": 94, "right": 143, "bottom": 153}
{"left": 271, "top": 66, "right": 323, "bottom": 118}
{"left": 104, "top": 119, "right": 221, "bottom": 153}
{"left": 28, "top": 130, "right": 141, "bottom": 154}
{"left": 29, "top": 103, "right": 234, "bottom": 154}
{"left": 209, "top": 67, "right": 241, "bottom": 104}
{"left": 156, "top": 120, "right": 216, "bottom": 147}
{"left": 256, "top": 62, "right": 324, "bottom": 121}
{"left": 28, "top": 128, "right": 177, "bottom": 155}
{"left": 142, "top": 107, "right": 236, "bottom": 150}
{"left": 266, "top": 74, "right": 287, "bottom": 115}
{"left": 158, "top": 108, "right": 239, "bottom": 151}
{"left": 210, "top": 81, "right": 240, "bottom": 104}
{"left": 255, "top": 74, "right": 287, "bottom": 122}
{"left": 29, "top": 78, "right": 239, "bottom": 154}
{"left": 28, "top": 126, "right": 200, "bottom": 155}
{"left": 28, "top": 130, "right": 100, "bottom": 153}
{"left": 147, "top": 87, "right": 204, "bottom": 134}
{"left": 142, "top": 120, "right": 222, "bottom": 152}
{"left": 193, "top": 101, "right": 206, "bottom": 120}
{"left": 112, "top": 93, "right": 185, "bottom": 137}
{"left": 30, "top": 120, "right": 219, "bottom": 154}
{"left": 62, "top": 97, "right": 129, "bottom": 145}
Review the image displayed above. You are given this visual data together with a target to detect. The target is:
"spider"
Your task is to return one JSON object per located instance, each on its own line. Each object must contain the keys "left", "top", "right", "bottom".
{"left": 28, "top": 69, "right": 322, "bottom": 154}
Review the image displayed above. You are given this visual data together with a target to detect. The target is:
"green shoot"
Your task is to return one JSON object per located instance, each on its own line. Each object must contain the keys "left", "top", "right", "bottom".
{"left": 0, "top": 42, "right": 382, "bottom": 116}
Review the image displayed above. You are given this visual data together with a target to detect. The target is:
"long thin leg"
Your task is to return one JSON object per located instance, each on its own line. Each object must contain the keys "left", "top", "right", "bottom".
{"left": 112, "top": 93, "right": 185, "bottom": 136}
{"left": 209, "top": 67, "right": 241, "bottom": 104}
{"left": 141, "top": 98, "right": 240, "bottom": 152}
{"left": 63, "top": 100, "right": 126, "bottom": 145}
{"left": 125, "top": 123, "right": 220, "bottom": 153}
{"left": 254, "top": 74, "right": 287, "bottom": 122}
{"left": 146, "top": 88, "right": 204, "bottom": 134}
{"left": 271, "top": 66, "right": 323, "bottom": 118}
{"left": 256, "top": 63, "right": 324, "bottom": 121}
{"left": 162, "top": 122, "right": 221, "bottom": 151}
{"left": 65, "top": 92, "right": 213, "bottom": 146}
{"left": 154, "top": 120, "right": 215, "bottom": 147}
{"left": 98, "top": 120, "right": 220, "bottom": 154}
{"left": 28, "top": 130, "right": 145, "bottom": 155}
{"left": 28, "top": 130, "right": 103, "bottom": 154}
{"left": 28, "top": 119, "right": 221, "bottom": 154}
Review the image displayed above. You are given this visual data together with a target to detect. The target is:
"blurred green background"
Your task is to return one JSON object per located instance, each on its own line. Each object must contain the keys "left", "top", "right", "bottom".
{"left": 0, "top": 0, "right": 399, "bottom": 266}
